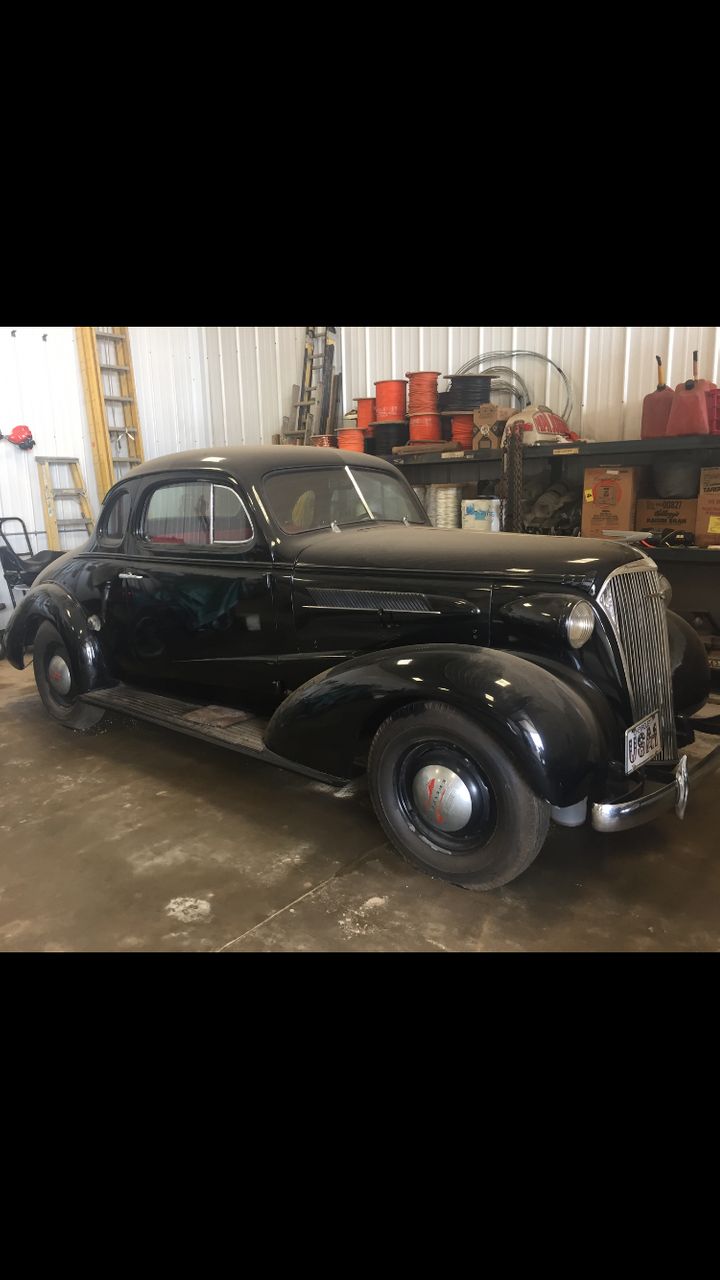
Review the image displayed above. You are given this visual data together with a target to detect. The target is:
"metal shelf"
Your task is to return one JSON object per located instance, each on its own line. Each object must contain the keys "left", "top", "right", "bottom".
{"left": 395, "top": 434, "right": 720, "bottom": 469}
{"left": 647, "top": 547, "right": 720, "bottom": 564}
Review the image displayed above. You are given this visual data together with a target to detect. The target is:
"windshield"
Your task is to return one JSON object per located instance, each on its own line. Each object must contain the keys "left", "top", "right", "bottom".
{"left": 263, "top": 465, "right": 427, "bottom": 534}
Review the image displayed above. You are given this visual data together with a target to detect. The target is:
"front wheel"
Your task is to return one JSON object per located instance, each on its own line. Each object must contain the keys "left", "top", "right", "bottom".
{"left": 32, "top": 621, "right": 106, "bottom": 731}
{"left": 368, "top": 701, "right": 550, "bottom": 891}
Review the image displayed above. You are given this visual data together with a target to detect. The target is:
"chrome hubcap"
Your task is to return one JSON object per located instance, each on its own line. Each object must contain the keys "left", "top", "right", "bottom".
{"left": 48, "top": 654, "right": 71, "bottom": 696}
{"left": 412, "top": 764, "right": 473, "bottom": 833}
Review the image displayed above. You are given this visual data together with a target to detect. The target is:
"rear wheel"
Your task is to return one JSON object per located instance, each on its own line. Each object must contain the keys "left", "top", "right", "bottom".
{"left": 368, "top": 700, "right": 550, "bottom": 891}
{"left": 32, "top": 621, "right": 105, "bottom": 731}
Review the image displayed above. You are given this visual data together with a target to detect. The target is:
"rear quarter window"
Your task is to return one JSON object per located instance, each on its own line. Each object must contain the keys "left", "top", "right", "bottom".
{"left": 98, "top": 489, "right": 131, "bottom": 546}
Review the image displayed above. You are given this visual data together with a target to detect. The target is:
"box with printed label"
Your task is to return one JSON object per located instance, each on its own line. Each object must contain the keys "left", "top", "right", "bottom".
{"left": 635, "top": 498, "right": 698, "bottom": 534}
{"left": 581, "top": 466, "right": 642, "bottom": 538}
{"left": 695, "top": 467, "right": 720, "bottom": 546}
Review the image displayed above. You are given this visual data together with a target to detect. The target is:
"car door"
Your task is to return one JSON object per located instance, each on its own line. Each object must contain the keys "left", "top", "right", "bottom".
{"left": 102, "top": 470, "right": 278, "bottom": 693}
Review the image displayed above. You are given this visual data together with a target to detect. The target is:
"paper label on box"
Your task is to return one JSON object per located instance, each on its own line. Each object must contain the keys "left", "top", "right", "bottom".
{"left": 584, "top": 489, "right": 594, "bottom": 502}
{"left": 708, "top": 516, "right": 720, "bottom": 533}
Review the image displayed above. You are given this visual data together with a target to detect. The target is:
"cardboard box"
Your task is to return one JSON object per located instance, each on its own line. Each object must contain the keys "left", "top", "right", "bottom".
{"left": 695, "top": 468, "right": 720, "bottom": 547}
{"left": 635, "top": 498, "right": 698, "bottom": 534}
{"left": 471, "top": 405, "right": 515, "bottom": 451}
{"left": 581, "top": 466, "right": 641, "bottom": 538}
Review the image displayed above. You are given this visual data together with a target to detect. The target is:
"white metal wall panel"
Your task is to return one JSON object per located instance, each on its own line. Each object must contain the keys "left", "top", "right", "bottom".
{"left": 178, "top": 326, "right": 306, "bottom": 449}
{"left": 129, "top": 326, "right": 212, "bottom": 459}
{"left": 338, "top": 326, "right": 720, "bottom": 440}
{"left": 0, "top": 327, "right": 99, "bottom": 612}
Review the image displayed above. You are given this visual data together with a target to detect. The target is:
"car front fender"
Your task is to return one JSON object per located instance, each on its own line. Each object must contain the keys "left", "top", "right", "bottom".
{"left": 3, "top": 583, "right": 107, "bottom": 693}
{"left": 265, "top": 643, "right": 614, "bottom": 806}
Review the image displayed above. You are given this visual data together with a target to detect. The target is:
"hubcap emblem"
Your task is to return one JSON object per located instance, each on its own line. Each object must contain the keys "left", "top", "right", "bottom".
{"left": 48, "top": 654, "right": 72, "bottom": 697}
{"left": 412, "top": 765, "right": 472, "bottom": 833}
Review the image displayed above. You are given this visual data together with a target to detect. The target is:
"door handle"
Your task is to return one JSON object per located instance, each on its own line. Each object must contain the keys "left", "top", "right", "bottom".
{"left": 118, "top": 572, "right": 145, "bottom": 580}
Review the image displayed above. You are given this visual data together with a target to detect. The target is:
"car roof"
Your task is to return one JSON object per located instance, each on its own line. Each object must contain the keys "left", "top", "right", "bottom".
{"left": 125, "top": 446, "right": 400, "bottom": 486}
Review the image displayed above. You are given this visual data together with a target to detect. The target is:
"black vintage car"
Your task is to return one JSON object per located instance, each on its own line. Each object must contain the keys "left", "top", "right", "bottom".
{"left": 5, "top": 447, "right": 720, "bottom": 890}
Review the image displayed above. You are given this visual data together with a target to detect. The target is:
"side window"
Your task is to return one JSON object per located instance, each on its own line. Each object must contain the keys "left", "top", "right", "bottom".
{"left": 99, "top": 489, "right": 131, "bottom": 546}
{"left": 212, "top": 485, "right": 253, "bottom": 544}
{"left": 144, "top": 482, "right": 212, "bottom": 545}
{"left": 143, "top": 481, "right": 253, "bottom": 548}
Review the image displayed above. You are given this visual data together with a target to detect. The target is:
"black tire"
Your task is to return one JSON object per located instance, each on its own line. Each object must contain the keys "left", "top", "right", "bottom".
{"left": 32, "top": 621, "right": 106, "bottom": 732}
{"left": 368, "top": 700, "right": 550, "bottom": 891}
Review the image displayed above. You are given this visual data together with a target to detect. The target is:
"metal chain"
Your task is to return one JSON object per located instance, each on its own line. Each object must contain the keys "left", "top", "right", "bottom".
{"left": 501, "top": 424, "right": 524, "bottom": 532}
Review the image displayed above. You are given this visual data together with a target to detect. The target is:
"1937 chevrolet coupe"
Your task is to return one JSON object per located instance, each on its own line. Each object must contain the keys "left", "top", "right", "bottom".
{"left": 5, "top": 447, "right": 720, "bottom": 890}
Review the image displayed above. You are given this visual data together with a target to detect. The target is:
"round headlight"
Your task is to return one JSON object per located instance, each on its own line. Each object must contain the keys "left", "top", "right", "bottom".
{"left": 658, "top": 574, "right": 672, "bottom": 606}
{"left": 565, "top": 600, "right": 595, "bottom": 649}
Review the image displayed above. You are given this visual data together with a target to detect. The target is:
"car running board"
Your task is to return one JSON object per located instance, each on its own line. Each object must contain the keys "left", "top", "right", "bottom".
{"left": 80, "top": 684, "right": 346, "bottom": 785}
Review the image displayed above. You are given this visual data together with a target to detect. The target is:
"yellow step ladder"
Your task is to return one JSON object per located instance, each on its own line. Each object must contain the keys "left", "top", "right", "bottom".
{"left": 35, "top": 457, "right": 95, "bottom": 551}
{"left": 75, "top": 326, "right": 145, "bottom": 498}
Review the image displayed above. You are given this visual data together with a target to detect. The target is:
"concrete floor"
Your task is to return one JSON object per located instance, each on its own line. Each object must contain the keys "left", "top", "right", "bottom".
{"left": 0, "top": 659, "right": 718, "bottom": 952}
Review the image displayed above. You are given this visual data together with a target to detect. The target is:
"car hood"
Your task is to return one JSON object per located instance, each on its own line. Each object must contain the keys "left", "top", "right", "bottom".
{"left": 292, "top": 524, "right": 651, "bottom": 594}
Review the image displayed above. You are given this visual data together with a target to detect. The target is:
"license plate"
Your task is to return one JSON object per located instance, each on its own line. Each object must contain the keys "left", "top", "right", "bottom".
{"left": 625, "top": 711, "right": 661, "bottom": 773}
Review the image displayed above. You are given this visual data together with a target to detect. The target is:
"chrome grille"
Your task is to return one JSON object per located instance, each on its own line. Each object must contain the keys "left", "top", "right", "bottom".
{"left": 597, "top": 561, "right": 677, "bottom": 762}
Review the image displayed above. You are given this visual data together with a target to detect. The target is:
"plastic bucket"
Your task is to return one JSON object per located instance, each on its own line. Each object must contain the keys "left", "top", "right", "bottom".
{"left": 461, "top": 498, "right": 501, "bottom": 533}
{"left": 375, "top": 379, "right": 407, "bottom": 421}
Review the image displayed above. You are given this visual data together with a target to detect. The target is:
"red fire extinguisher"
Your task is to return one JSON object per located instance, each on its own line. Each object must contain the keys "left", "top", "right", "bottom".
{"left": 0, "top": 425, "right": 36, "bottom": 450}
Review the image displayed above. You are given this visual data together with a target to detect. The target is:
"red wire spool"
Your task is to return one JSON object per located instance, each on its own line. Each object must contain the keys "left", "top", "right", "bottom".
{"left": 375, "top": 379, "right": 407, "bottom": 421}
{"left": 451, "top": 414, "right": 474, "bottom": 448}
{"left": 337, "top": 428, "right": 365, "bottom": 453}
{"left": 354, "top": 397, "right": 376, "bottom": 432}
{"left": 406, "top": 371, "right": 441, "bottom": 416}
{"left": 408, "top": 412, "right": 442, "bottom": 442}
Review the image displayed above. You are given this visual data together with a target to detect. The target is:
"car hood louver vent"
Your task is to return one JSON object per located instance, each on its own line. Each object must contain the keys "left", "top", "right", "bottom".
{"left": 308, "top": 587, "right": 431, "bottom": 612}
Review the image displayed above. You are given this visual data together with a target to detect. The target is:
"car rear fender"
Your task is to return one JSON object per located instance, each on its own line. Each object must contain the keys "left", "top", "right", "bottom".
{"left": 265, "top": 643, "right": 614, "bottom": 806}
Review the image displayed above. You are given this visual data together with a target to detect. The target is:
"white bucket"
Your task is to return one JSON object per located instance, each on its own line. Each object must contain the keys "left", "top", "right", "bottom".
{"left": 462, "top": 498, "right": 501, "bottom": 533}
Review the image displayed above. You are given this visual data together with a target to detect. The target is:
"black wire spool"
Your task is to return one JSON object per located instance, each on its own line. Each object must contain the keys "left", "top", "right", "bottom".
{"left": 444, "top": 374, "right": 493, "bottom": 412}
{"left": 372, "top": 421, "right": 407, "bottom": 454}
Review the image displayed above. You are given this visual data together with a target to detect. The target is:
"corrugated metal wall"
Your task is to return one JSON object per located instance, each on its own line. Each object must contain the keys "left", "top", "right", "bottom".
{"left": 339, "top": 326, "right": 720, "bottom": 440}
{"left": 3, "top": 324, "right": 718, "bottom": 615}
{"left": 129, "top": 326, "right": 307, "bottom": 456}
{"left": 0, "top": 327, "right": 100, "bottom": 612}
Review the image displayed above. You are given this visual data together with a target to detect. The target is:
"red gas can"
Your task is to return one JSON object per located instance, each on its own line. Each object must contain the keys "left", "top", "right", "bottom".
{"left": 666, "top": 351, "right": 717, "bottom": 436}
{"left": 641, "top": 355, "right": 674, "bottom": 438}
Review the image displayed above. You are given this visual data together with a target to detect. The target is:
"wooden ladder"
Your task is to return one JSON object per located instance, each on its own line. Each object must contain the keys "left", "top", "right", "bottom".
{"left": 75, "top": 327, "right": 144, "bottom": 497}
{"left": 35, "top": 457, "right": 95, "bottom": 551}
{"left": 284, "top": 327, "right": 337, "bottom": 443}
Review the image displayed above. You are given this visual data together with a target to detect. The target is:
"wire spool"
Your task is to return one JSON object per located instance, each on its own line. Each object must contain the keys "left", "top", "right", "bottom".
{"left": 310, "top": 434, "right": 338, "bottom": 447}
{"left": 337, "top": 428, "right": 365, "bottom": 453}
{"left": 434, "top": 484, "right": 462, "bottom": 529}
{"left": 354, "top": 397, "right": 376, "bottom": 433}
{"left": 364, "top": 436, "right": 377, "bottom": 456}
{"left": 408, "top": 412, "right": 442, "bottom": 442}
{"left": 373, "top": 420, "right": 407, "bottom": 454}
{"left": 412, "top": 485, "right": 427, "bottom": 509}
{"left": 451, "top": 414, "right": 474, "bottom": 449}
{"left": 375, "top": 380, "right": 407, "bottom": 421}
{"left": 406, "top": 371, "right": 440, "bottom": 415}
{"left": 444, "top": 374, "right": 493, "bottom": 412}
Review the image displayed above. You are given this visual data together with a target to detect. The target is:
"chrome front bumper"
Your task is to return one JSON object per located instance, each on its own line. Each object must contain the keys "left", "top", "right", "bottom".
{"left": 591, "top": 742, "right": 720, "bottom": 833}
